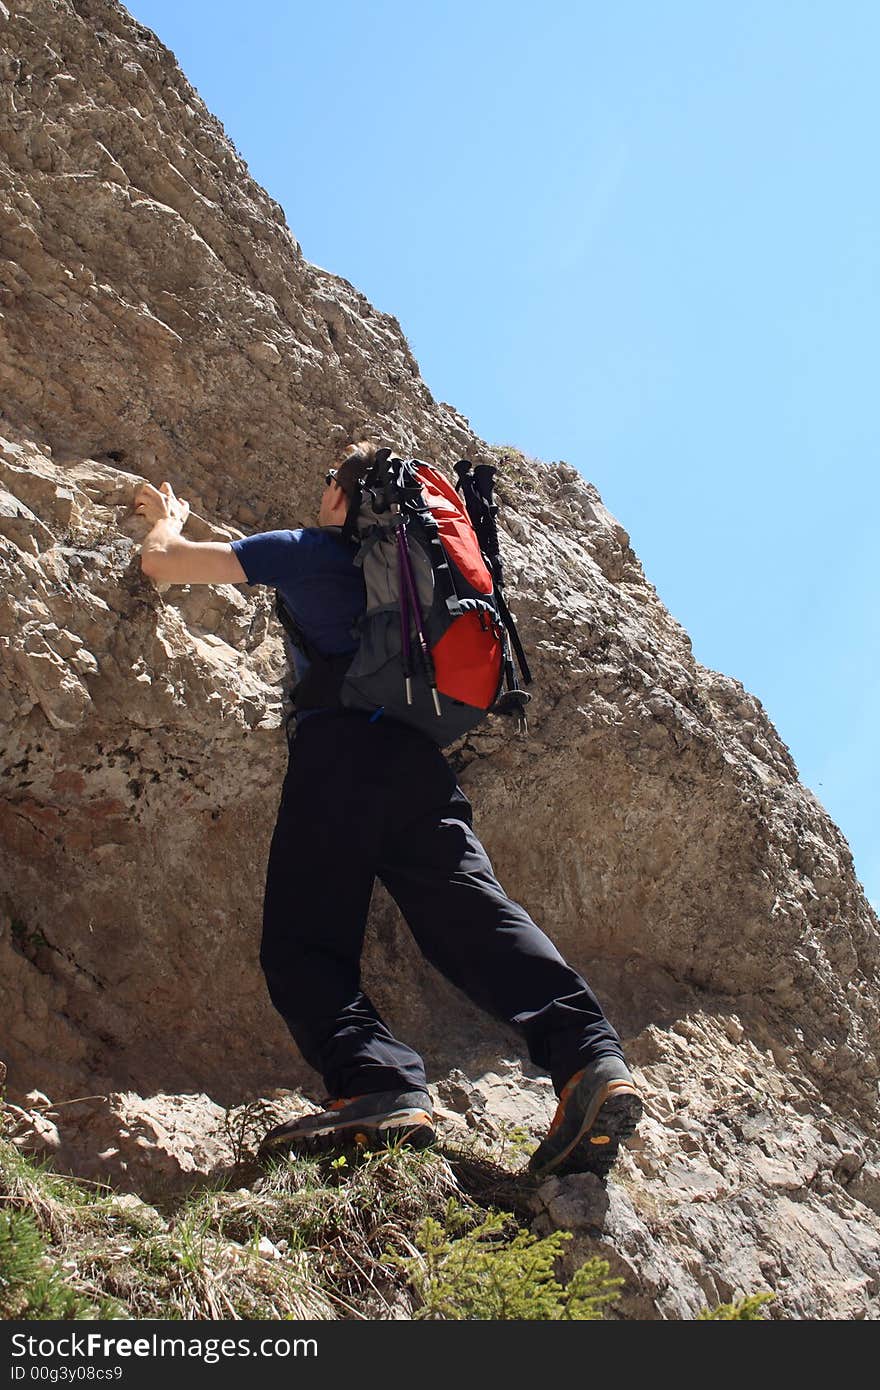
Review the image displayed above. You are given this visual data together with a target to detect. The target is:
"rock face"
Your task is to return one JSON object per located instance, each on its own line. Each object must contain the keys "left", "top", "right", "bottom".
{"left": 1, "top": 0, "right": 878, "bottom": 1318}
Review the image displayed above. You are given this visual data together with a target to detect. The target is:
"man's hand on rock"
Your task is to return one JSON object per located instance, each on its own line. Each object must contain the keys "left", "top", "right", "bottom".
{"left": 134, "top": 480, "right": 190, "bottom": 530}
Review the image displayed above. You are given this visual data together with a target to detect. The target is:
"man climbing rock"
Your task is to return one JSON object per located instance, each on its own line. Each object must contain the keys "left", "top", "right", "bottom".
{"left": 134, "top": 443, "right": 642, "bottom": 1180}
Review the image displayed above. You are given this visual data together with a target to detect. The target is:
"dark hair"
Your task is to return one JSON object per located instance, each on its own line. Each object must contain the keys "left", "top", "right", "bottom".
{"left": 333, "top": 440, "right": 378, "bottom": 503}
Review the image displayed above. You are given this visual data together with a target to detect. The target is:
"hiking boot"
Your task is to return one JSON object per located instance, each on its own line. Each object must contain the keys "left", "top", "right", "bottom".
{"left": 528, "top": 1057, "right": 642, "bottom": 1182}
{"left": 258, "top": 1089, "right": 435, "bottom": 1158}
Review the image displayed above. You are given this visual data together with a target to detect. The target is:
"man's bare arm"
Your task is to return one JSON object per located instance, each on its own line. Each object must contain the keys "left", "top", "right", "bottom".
{"left": 141, "top": 523, "right": 248, "bottom": 585}
{"left": 135, "top": 480, "right": 248, "bottom": 586}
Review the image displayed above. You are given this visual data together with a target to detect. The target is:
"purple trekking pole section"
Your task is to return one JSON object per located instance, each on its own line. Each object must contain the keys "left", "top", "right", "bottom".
{"left": 397, "top": 519, "right": 441, "bottom": 716}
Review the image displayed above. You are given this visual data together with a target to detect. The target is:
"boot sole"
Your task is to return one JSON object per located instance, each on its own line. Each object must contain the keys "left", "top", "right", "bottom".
{"left": 529, "top": 1082, "right": 642, "bottom": 1180}
{"left": 259, "top": 1110, "right": 436, "bottom": 1159}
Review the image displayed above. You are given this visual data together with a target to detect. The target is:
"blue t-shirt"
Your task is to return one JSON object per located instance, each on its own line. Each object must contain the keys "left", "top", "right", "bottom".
{"left": 230, "top": 526, "right": 365, "bottom": 725}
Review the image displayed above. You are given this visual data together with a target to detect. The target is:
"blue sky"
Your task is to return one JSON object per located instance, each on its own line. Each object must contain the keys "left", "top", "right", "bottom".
{"left": 128, "top": 1, "right": 878, "bottom": 909}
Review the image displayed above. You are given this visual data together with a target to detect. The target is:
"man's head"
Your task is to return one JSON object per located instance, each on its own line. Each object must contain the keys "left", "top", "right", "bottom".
{"left": 317, "top": 440, "right": 377, "bottom": 528}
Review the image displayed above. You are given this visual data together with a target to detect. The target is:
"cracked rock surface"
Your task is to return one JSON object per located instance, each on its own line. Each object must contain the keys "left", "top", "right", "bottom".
{"left": 1, "top": 0, "right": 878, "bottom": 1318}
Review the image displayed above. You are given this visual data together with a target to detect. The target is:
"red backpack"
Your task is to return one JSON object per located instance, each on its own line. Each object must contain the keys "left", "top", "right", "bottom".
{"left": 275, "top": 449, "right": 531, "bottom": 745}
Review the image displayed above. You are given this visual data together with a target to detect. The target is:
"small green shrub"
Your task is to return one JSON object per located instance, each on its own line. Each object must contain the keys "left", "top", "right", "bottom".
{"left": 0, "top": 1209, "right": 89, "bottom": 1319}
{"left": 10, "top": 916, "right": 47, "bottom": 953}
{"left": 698, "top": 1291, "right": 775, "bottom": 1319}
{"left": 392, "top": 1197, "right": 621, "bottom": 1320}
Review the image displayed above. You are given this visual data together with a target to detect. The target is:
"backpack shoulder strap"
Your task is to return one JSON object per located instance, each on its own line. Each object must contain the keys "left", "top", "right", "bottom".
{"left": 274, "top": 589, "right": 317, "bottom": 662}
{"left": 273, "top": 590, "right": 351, "bottom": 713}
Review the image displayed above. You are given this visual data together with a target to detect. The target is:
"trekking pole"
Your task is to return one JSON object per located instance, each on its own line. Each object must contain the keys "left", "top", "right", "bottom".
{"left": 472, "top": 463, "right": 531, "bottom": 684}
{"left": 397, "top": 520, "right": 442, "bottom": 717}
{"left": 375, "top": 448, "right": 415, "bottom": 707}
{"left": 471, "top": 462, "right": 502, "bottom": 584}
{"left": 377, "top": 447, "right": 441, "bottom": 716}
{"left": 398, "top": 533, "right": 414, "bottom": 705}
{"left": 460, "top": 459, "right": 532, "bottom": 733}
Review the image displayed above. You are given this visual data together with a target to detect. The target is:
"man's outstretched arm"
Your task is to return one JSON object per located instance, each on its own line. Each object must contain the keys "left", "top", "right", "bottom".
{"left": 135, "top": 480, "right": 247, "bottom": 586}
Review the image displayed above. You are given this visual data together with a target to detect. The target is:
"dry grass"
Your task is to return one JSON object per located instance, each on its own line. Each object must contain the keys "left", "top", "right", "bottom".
{"left": 0, "top": 1134, "right": 505, "bottom": 1320}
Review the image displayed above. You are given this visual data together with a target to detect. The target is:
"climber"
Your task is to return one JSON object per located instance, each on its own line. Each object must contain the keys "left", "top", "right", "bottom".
{"left": 133, "top": 449, "right": 642, "bottom": 1181}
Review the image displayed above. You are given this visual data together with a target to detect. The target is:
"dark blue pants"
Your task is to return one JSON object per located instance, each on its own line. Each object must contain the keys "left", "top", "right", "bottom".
{"left": 260, "top": 710, "right": 624, "bottom": 1099}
